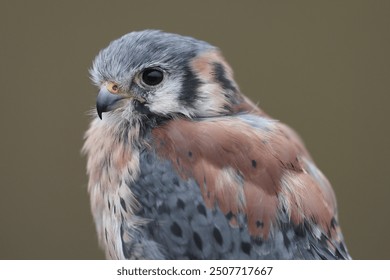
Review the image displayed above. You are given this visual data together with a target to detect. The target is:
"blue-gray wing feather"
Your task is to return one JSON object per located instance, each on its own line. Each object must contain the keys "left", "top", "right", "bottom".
{"left": 123, "top": 148, "right": 349, "bottom": 259}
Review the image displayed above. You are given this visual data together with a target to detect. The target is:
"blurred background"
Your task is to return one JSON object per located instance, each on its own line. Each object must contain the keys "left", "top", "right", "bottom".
{"left": 1, "top": 0, "right": 389, "bottom": 259}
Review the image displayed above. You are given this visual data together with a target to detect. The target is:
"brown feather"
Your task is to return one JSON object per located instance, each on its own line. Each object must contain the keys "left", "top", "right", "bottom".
{"left": 152, "top": 115, "right": 337, "bottom": 239}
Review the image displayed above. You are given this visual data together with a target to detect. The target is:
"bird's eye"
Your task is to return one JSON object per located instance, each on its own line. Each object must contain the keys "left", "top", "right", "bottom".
{"left": 141, "top": 68, "right": 164, "bottom": 86}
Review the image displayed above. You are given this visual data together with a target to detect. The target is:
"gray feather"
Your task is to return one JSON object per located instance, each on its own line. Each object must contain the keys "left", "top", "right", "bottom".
{"left": 122, "top": 146, "right": 350, "bottom": 259}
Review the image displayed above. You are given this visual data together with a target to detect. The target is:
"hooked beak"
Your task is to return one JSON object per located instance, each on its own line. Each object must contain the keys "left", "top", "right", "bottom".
{"left": 96, "top": 87, "right": 125, "bottom": 119}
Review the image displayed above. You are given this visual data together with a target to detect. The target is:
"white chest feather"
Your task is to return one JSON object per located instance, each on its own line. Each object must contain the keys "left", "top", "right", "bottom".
{"left": 83, "top": 119, "right": 142, "bottom": 259}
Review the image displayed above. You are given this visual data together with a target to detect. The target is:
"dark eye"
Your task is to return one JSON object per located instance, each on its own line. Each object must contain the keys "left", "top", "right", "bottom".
{"left": 141, "top": 68, "right": 164, "bottom": 86}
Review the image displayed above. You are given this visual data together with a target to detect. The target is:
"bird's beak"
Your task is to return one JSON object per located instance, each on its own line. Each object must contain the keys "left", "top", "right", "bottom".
{"left": 96, "top": 87, "right": 125, "bottom": 119}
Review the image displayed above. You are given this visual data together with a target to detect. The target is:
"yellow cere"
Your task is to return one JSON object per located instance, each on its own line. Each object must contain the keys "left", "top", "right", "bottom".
{"left": 106, "top": 82, "right": 119, "bottom": 94}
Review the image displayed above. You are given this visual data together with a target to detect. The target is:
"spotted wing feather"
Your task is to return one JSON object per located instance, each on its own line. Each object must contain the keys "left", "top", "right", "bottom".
{"left": 122, "top": 115, "right": 350, "bottom": 259}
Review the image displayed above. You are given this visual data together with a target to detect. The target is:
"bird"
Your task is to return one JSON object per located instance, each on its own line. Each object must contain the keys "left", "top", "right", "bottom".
{"left": 83, "top": 30, "right": 350, "bottom": 260}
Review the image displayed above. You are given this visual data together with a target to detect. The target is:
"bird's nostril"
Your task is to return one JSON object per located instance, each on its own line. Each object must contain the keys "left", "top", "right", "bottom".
{"left": 106, "top": 82, "right": 120, "bottom": 94}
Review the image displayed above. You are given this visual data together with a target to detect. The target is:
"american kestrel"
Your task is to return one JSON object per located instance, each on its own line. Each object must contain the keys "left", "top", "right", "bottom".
{"left": 83, "top": 30, "right": 350, "bottom": 259}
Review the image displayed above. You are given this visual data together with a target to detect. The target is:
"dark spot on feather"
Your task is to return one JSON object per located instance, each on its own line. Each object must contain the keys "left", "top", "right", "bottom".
{"left": 193, "top": 232, "right": 203, "bottom": 250}
{"left": 293, "top": 223, "right": 306, "bottom": 237}
{"left": 170, "top": 222, "right": 182, "bottom": 237}
{"left": 330, "top": 217, "right": 337, "bottom": 229}
{"left": 241, "top": 242, "right": 251, "bottom": 255}
{"left": 172, "top": 177, "right": 180, "bottom": 187}
{"left": 120, "top": 198, "right": 127, "bottom": 212}
{"left": 252, "top": 159, "right": 257, "bottom": 168}
{"left": 225, "top": 211, "right": 234, "bottom": 220}
{"left": 107, "top": 199, "right": 111, "bottom": 210}
{"left": 197, "top": 203, "right": 207, "bottom": 216}
{"left": 157, "top": 203, "right": 170, "bottom": 214}
{"left": 105, "top": 228, "right": 108, "bottom": 242}
{"left": 188, "top": 151, "right": 192, "bottom": 157}
{"left": 213, "top": 227, "right": 223, "bottom": 246}
{"left": 282, "top": 231, "right": 291, "bottom": 248}
{"left": 177, "top": 199, "right": 185, "bottom": 209}
{"left": 256, "top": 220, "right": 264, "bottom": 228}
{"left": 223, "top": 104, "right": 233, "bottom": 112}
{"left": 125, "top": 172, "right": 133, "bottom": 183}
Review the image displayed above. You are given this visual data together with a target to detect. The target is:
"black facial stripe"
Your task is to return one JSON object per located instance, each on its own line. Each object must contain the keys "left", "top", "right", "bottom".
{"left": 133, "top": 100, "right": 152, "bottom": 115}
{"left": 213, "top": 62, "right": 237, "bottom": 93}
{"left": 179, "top": 64, "right": 203, "bottom": 107}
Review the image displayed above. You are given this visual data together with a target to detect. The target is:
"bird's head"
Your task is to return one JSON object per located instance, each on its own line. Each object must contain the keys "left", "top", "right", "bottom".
{"left": 90, "top": 30, "right": 242, "bottom": 123}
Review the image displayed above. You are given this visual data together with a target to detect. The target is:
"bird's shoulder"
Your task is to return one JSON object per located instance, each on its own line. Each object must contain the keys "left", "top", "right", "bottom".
{"left": 122, "top": 111, "right": 349, "bottom": 259}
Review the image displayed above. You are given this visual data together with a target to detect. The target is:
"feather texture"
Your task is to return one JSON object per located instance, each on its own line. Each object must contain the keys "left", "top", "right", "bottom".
{"left": 83, "top": 30, "right": 350, "bottom": 259}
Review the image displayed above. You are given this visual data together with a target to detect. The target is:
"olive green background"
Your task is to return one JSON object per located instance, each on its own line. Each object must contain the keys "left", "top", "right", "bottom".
{"left": 1, "top": 0, "right": 389, "bottom": 259}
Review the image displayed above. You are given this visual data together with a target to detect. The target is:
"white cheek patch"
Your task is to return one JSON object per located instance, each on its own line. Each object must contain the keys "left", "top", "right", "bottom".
{"left": 193, "top": 83, "right": 226, "bottom": 115}
{"left": 146, "top": 78, "right": 193, "bottom": 117}
{"left": 146, "top": 80, "right": 229, "bottom": 118}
